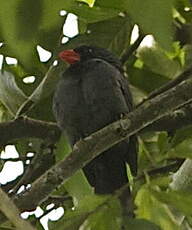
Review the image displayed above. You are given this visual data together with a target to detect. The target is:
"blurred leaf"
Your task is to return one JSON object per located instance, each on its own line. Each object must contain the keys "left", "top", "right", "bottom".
{"left": 77, "top": 194, "right": 108, "bottom": 212}
{"left": 128, "top": 66, "right": 169, "bottom": 94}
{"left": 17, "top": 63, "right": 66, "bottom": 117}
{"left": 152, "top": 190, "right": 192, "bottom": 216}
{"left": 0, "top": 0, "right": 64, "bottom": 73}
{"left": 0, "top": 71, "right": 27, "bottom": 116}
{"left": 55, "top": 135, "right": 93, "bottom": 204}
{"left": 38, "top": 0, "right": 66, "bottom": 52}
{"left": 64, "top": 16, "right": 133, "bottom": 56}
{"left": 171, "top": 125, "right": 192, "bottom": 148}
{"left": 157, "top": 132, "right": 171, "bottom": 155}
{"left": 64, "top": 2, "right": 120, "bottom": 23}
{"left": 125, "top": 219, "right": 161, "bottom": 230}
{"left": 168, "top": 138, "right": 192, "bottom": 159}
{"left": 55, "top": 134, "right": 71, "bottom": 161}
{"left": 44, "top": 0, "right": 120, "bottom": 24}
{"left": 0, "top": 102, "right": 12, "bottom": 122}
{"left": 0, "top": 0, "right": 42, "bottom": 73}
{"left": 49, "top": 211, "right": 88, "bottom": 230}
{"left": 65, "top": 171, "right": 93, "bottom": 206}
{"left": 81, "top": 198, "right": 122, "bottom": 230}
{"left": 16, "top": 0, "right": 42, "bottom": 40}
{"left": 49, "top": 195, "right": 109, "bottom": 230}
{"left": 135, "top": 186, "right": 180, "bottom": 230}
{"left": 126, "top": 0, "right": 174, "bottom": 50}
{"left": 3, "top": 63, "right": 40, "bottom": 97}
{"left": 27, "top": 95, "right": 55, "bottom": 121}
{"left": 183, "top": 45, "right": 192, "bottom": 68}
{"left": 167, "top": 126, "right": 192, "bottom": 158}
{"left": 138, "top": 46, "right": 181, "bottom": 78}
{"left": 95, "top": 0, "right": 128, "bottom": 10}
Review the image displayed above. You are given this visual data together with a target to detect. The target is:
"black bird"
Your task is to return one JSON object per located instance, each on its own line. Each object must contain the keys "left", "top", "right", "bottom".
{"left": 53, "top": 45, "right": 137, "bottom": 195}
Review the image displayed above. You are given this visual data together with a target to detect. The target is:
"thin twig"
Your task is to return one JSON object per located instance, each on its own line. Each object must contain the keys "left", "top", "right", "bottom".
{"left": 138, "top": 65, "right": 192, "bottom": 106}
{"left": 120, "top": 32, "right": 145, "bottom": 65}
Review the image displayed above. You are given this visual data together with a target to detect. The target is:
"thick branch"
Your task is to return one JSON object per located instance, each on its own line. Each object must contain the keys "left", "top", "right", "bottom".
{"left": 1, "top": 102, "right": 192, "bottom": 148}
{"left": 0, "top": 117, "right": 61, "bottom": 146}
{"left": 144, "top": 103, "right": 192, "bottom": 133}
{"left": 9, "top": 76, "right": 192, "bottom": 213}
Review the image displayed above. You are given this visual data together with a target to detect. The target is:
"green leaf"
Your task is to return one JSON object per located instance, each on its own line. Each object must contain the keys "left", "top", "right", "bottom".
{"left": 55, "top": 134, "right": 71, "bottom": 161}
{"left": 168, "top": 138, "right": 192, "bottom": 159}
{"left": 80, "top": 198, "right": 122, "bottom": 230}
{"left": 0, "top": 71, "right": 27, "bottom": 116}
{"left": 77, "top": 194, "right": 109, "bottom": 212}
{"left": 125, "top": 219, "right": 161, "bottom": 230}
{"left": 157, "top": 132, "right": 171, "bottom": 155}
{"left": 45, "top": 0, "right": 120, "bottom": 24}
{"left": 15, "top": 0, "right": 42, "bottom": 40}
{"left": 152, "top": 190, "right": 192, "bottom": 216}
{"left": 49, "top": 212, "right": 89, "bottom": 230}
{"left": 128, "top": 67, "right": 169, "bottom": 94}
{"left": 0, "top": 0, "right": 42, "bottom": 73}
{"left": 95, "top": 0, "right": 128, "bottom": 11}
{"left": 171, "top": 125, "right": 192, "bottom": 148}
{"left": 49, "top": 195, "right": 109, "bottom": 230}
{"left": 126, "top": 0, "right": 174, "bottom": 50}
{"left": 16, "top": 63, "right": 66, "bottom": 116}
{"left": 64, "top": 16, "right": 133, "bottom": 56}
{"left": 65, "top": 171, "right": 93, "bottom": 206}
{"left": 167, "top": 126, "right": 192, "bottom": 159}
{"left": 38, "top": 0, "right": 66, "bottom": 51}
{"left": 135, "top": 186, "right": 180, "bottom": 230}
{"left": 0, "top": 102, "right": 12, "bottom": 122}
{"left": 138, "top": 46, "right": 181, "bottom": 78}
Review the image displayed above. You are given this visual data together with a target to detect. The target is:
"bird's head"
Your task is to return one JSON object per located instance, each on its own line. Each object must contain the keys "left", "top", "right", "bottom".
{"left": 59, "top": 45, "right": 122, "bottom": 70}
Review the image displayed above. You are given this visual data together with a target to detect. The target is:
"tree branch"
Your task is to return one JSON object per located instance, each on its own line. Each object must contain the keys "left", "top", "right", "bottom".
{"left": 143, "top": 103, "right": 192, "bottom": 133}
{"left": 7, "top": 75, "right": 192, "bottom": 215}
{"left": 0, "top": 116, "right": 61, "bottom": 146}
{"left": 139, "top": 65, "right": 192, "bottom": 106}
{"left": 120, "top": 31, "right": 145, "bottom": 65}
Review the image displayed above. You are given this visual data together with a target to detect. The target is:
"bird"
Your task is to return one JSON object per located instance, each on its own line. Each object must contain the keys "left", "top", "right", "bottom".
{"left": 53, "top": 45, "right": 137, "bottom": 196}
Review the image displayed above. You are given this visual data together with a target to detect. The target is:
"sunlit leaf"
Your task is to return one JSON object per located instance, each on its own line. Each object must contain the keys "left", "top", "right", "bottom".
{"left": 135, "top": 186, "right": 180, "bottom": 230}
{"left": 77, "top": 0, "right": 96, "bottom": 7}
{"left": 152, "top": 190, "right": 192, "bottom": 216}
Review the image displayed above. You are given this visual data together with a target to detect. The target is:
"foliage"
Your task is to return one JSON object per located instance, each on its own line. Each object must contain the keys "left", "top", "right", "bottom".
{"left": 1, "top": 0, "right": 192, "bottom": 229}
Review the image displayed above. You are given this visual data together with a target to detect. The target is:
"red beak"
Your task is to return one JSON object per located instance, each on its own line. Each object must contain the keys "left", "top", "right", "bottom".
{"left": 59, "top": 49, "right": 80, "bottom": 64}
